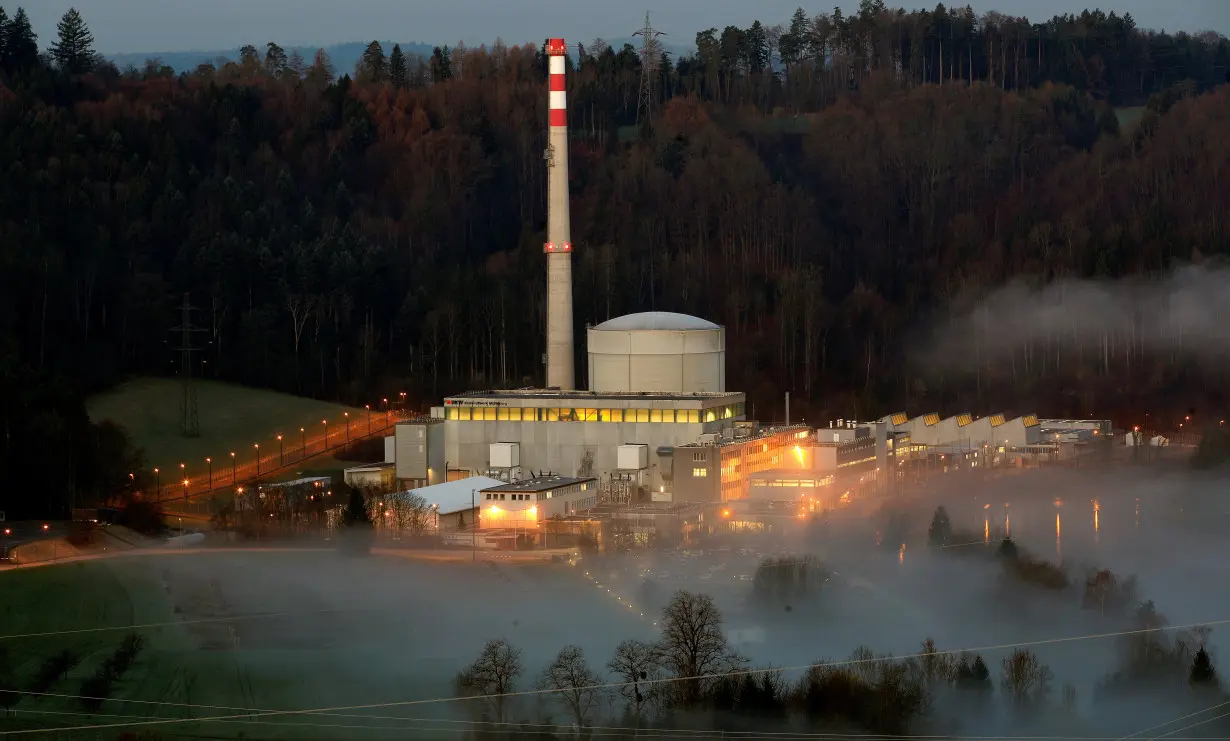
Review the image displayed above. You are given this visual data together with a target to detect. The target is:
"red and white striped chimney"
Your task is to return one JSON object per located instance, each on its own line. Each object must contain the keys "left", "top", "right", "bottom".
{"left": 544, "top": 38, "right": 574, "bottom": 389}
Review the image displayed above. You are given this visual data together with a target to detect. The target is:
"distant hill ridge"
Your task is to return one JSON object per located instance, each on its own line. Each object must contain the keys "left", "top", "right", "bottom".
{"left": 109, "top": 38, "right": 695, "bottom": 74}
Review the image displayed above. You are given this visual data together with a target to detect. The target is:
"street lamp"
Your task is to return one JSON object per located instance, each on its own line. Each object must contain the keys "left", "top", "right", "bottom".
{"left": 344, "top": 412, "right": 350, "bottom": 444}
{"left": 300, "top": 427, "right": 306, "bottom": 457}
{"left": 365, "top": 405, "right": 371, "bottom": 435}
{"left": 182, "top": 478, "right": 189, "bottom": 497}
{"left": 230, "top": 452, "right": 236, "bottom": 483}
{"left": 154, "top": 468, "right": 160, "bottom": 499}
{"left": 277, "top": 434, "right": 284, "bottom": 466}
{"left": 206, "top": 457, "right": 213, "bottom": 491}
{"left": 254, "top": 443, "right": 261, "bottom": 476}
{"left": 322, "top": 419, "right": 328, "bottom": 448}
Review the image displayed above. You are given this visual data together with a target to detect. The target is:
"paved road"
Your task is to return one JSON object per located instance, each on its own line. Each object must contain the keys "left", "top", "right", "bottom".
{"left": 148, "top": 409, "right": 413, "bottom": 507}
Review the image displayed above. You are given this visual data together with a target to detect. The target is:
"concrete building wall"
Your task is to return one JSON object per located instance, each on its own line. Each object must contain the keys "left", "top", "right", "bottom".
{"left": 445, "top": 420, "right": 708, "bottom": 488}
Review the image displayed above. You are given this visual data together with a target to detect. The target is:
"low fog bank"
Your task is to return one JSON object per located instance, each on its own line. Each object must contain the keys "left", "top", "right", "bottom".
{"left": 919, "top": 264, "right": 1230, "bottom": 372}
{"left": 55, "top": 465, "right": 1230, "bottom": 739}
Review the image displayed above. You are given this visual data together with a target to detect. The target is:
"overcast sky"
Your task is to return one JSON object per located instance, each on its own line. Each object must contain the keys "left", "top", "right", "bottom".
{"left": 28, "top": 0, "right": 1230, "bottom": 55}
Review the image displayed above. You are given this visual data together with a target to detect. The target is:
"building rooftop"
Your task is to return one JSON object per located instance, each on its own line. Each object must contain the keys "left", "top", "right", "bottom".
{"left": 446, "top": 389, "right": 743, "bottom": 402}
{"left": 260, "top": 476, "right": 332, "bottom": 489}
{"left": 675, "top": 424, "right": 811, "bottom": 448}
{"left": 593, "top": 312, "right": 721, "bottom": 332}
{"left": 405, "top": 476, "right": 506, "bottom": 515}
{"left": 482, "top": 476, "right": 596, "bottom": 493}
{"left": 344, "top": 461, "right": 396, "bottom": 471}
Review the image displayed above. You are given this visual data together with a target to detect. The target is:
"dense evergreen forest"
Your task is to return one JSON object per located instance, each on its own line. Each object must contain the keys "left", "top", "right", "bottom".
{"left": 1, "top": 3, "right": 1228, "bottom": 515}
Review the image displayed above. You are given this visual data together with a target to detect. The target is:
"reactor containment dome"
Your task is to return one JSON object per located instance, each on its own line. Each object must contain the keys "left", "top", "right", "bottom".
{"left": 587, "top": 311, "right": 726, "bottom": 394}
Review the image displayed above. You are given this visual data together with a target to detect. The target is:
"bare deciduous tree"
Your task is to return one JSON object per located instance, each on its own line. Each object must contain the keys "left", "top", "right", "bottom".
{"left": 1000, "top": 648, "right": 1052, "bottom": 708}
{"left": 456, "top": 638, "right": 522, "bottom": 722}
{"left": 540, "top": 645, "right": 603, "bottom": 733}
{"left": 657, "top": 590, "right": 745, "bottom": 706}
{"left": 607, "top": 639, "right": 663, "bottom": 722}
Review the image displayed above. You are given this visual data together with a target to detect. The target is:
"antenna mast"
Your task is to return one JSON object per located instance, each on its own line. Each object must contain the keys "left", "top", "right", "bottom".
{"left": 633, "top": 11, "right": 666, "bottom": 129}
{"left": 170, "top": 293, "right": 207, "bottom": 438}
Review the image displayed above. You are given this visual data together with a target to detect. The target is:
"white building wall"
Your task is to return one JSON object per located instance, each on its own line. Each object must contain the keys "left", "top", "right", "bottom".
{"left": 587, "top": 327, "right": 725, "bottom": 393}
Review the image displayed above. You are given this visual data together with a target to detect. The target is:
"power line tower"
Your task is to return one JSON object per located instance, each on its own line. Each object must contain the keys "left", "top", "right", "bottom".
{"left": 633, "top": 11, "right": 665, "bottom": 129}
{"left": 170, "top": 293, "right": 206, "bottom": 438}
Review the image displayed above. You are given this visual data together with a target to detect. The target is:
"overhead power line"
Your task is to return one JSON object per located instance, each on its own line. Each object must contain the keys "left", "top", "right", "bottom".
{"left": 5, "top": 616, "right": 1230, "bottom": 737}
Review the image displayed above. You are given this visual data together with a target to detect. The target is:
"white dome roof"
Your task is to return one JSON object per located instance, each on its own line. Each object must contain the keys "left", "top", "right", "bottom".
{"left": 593, "top": 312, "right": 720, "bottom": 332}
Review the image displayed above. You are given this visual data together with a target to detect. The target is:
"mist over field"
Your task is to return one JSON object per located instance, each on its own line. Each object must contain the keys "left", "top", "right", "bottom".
{"left": 57, "top": 467, "right": 1230, "bottom": 738}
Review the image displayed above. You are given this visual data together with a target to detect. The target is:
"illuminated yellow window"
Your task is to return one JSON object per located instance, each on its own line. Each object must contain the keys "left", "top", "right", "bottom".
{"left": 723, "top": 406, "right": 733, "bottom": 419}
{"left": 650, "top": 409, "right": 663, "bottom": 423}
{"left": 705, "top": 410, "right": 716, "bottom": 422}
{"left": 580, "top": 408, "right": 598, "bottom": 421}
{"left": 546, "top": 408, "right": 559, "bottom": 422}
{"left": 509, "top": 408, "right": 523, "bottom": 421}
{"left": 692, "top": 467, "right": 708, "bottom": 477}
{"left": 458, "top": 407, "right": 471, "bottom": 421}
{"left": 446, "top": 407, "right": 459, "bottom": 420}
{"left": 484, "top": 408, "right": 497, "bottom": 421}
{"left": 688, "top": 410, "right": 700, "bottom": 424}
{"left": 630, "top": 409, "right": 646, "bottom": 423}
{"left": 497, "top": 408, "right": 511, "bottom": 421}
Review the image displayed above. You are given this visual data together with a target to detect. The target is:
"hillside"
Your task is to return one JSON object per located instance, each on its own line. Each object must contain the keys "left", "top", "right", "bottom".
{"left": 87, "top": 378, "right": 366, "bottom": 480}
{"left": 2, "top": 4, "right": 1229, "bottom": 517}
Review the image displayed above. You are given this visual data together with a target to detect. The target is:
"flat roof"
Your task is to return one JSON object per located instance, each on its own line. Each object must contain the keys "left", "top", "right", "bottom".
{"left": 344, "top": 462, "right": 395, "bottom": 471}
{"left": 482, "top": 476, "right": 596, "bottom": 493}
{"left": 406, "top": 476, "right": 506, "bottom": 515}
{"left": 675, "top": 424, "right": 811, "bottom": 448}
{"left": 447, "top": 389, "right": 743, "bottom": 402}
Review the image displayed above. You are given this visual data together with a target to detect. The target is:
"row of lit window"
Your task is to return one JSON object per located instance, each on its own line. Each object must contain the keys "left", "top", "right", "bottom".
{"left": 837, "top": 455, "right": 877, "bottom": 468}
{"left": 755, "top": 476, "right": 836, "bottom": 487}
{"left": 446, "top": 404, "right": 744, "bottom": 423}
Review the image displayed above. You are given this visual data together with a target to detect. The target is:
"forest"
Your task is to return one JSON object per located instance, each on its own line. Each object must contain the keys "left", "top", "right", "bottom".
{"left": 1, "top": 3, "right": 1228, "bottom": 514}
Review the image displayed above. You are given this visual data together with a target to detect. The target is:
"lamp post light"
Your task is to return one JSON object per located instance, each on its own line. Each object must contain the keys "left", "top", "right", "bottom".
{"left": 154, "top": 468, "right": 160, "bottom": 499}
{"left": 179, "top": 463, "right": 186, "bottom": 494}
{"left": 366, "top": 405, "right": 371, "bottom": 435}
{"left": 206, "top": 457, "right": 213, "bottom": 491}
{"left": 322, "top": 419, "right": 328, "bottom": 449}
{"left": 230, "top": 452, "right": 236, "bottom": 483}
{"left": 182, "top": 478, "right": 189, "bottom": 498}
{"left": 254, "top": 443, "right": 261, "bottom": 477}
{"left": 277, "top": 435, "right": 284, "bottom": 466}
{"left": 344, "top": 412, "right": 350, "bottom": 444}
{"left": 300, "top": 427, "right": 306, "bottom": 457}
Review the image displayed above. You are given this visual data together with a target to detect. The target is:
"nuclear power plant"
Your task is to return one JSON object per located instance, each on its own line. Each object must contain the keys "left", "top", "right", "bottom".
{"left": 341, "top": 37, "right": 1117, "bottom": 542}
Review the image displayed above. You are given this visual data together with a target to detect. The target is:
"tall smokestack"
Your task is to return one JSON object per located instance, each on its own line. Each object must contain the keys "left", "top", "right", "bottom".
{"left": 544, "top": 37, "right": 574, "bottom": 390}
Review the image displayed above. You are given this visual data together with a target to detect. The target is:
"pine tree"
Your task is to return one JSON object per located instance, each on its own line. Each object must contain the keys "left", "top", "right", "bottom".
{"left": 430, "top": 46, "right": 452, "bottom": 83}
{"left": 3, "top": 7, "right": 38, "bottom": 72}
{"left": 928, "top": 506, "right": 952, "bottom": 547}
{"left": 50, "top": 7, "right": 95, "bottom": 74}
{"left": 0, "top": 7, "right": 9, "bottom": 67}
{"left": 1190, "top": 647, "right": 1219, "bottom": 688}
{"left": 389, "top": 44, "right": 407, "bottom": 89}
{"left": 358, "top": 40, "right": 385, "bottom": 83}
{"left": 264, "top": 42, "right": 287, "bottom": 77}
{"left": 343, "top": 487, "right": 371, "bottom": 528}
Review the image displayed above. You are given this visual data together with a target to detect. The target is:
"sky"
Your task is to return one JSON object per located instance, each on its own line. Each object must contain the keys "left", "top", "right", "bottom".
{"left": 27, "top": 0, "right": 1230, "bottom": 55}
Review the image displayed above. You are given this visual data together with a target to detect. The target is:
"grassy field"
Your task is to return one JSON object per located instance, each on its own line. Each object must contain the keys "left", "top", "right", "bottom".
{"left": 88, "top": 377, "right": 367, "bottom": 475}
{"left": 0, "top": 551, "right": 654, "bottom": 739}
